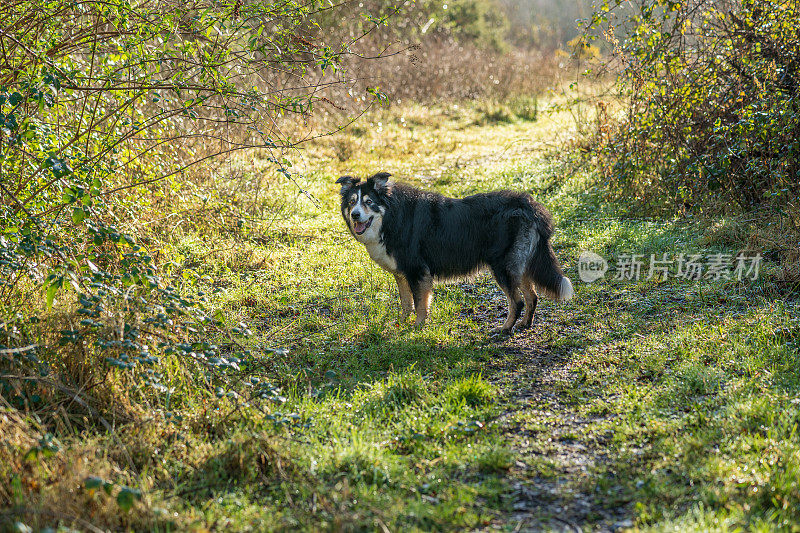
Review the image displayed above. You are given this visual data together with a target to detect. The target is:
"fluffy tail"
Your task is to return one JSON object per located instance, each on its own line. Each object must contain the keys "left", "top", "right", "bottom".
{"left": 528, "top": 237, "right": 574, "bottom": 301}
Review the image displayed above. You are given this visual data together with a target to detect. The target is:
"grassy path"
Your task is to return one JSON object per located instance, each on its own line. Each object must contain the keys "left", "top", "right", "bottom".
{"left": 293, "top": 101, "right": 797, "bottom": 530}
{"left": 6, "top": 98, "right": 798, "bottom": 531}
{"left": 491, "top": 317, "right": 631, "bottom": 532}
{"left": 223, "top": 100, "right": 797, "bottom": 530}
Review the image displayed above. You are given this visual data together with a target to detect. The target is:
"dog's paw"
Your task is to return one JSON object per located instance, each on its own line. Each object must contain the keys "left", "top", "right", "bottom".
{"left": 490, "top": 327, "right": 514, "bottom": 337}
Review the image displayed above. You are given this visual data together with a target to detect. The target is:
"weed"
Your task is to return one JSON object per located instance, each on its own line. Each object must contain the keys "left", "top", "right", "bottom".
{"left": 508, "top": 94, "right": 538, "bottom": 121}
{"left": 475, "top": 445, "right": 515, "bottom": 473}
{"left": 445, "top": 375, "right": 496, "bottom": 407}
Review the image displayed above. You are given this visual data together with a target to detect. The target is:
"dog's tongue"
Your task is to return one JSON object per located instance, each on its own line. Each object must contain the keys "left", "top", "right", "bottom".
{"left": 354, "top": 221, "right": 367, "bottom": 233}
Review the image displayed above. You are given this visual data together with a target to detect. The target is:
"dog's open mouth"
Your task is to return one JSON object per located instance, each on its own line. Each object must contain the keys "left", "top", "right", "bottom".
{"left": 353, "top": 216, "right": 373, "bottom": 235}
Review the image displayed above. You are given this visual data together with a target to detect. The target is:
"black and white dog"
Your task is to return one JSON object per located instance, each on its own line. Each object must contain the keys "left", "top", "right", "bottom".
{"left": 337, "top": 172, "right": 573, "bottom": 333}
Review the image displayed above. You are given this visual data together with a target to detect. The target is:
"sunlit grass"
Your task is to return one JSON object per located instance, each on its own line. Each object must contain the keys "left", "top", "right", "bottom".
{"left": 158, "top": 99, "right": 800, "bottom": 530}
{"left": 5, "top": 93, "right": 799, "bottom": 531}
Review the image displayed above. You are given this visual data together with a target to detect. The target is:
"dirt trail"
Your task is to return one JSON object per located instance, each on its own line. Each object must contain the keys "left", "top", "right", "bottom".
{"left": 480, "top": 293, "right": 634, "bottom": 532}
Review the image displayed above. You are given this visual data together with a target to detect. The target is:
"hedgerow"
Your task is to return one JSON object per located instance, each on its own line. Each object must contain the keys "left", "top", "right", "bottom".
{"left": 587, "top": 0, "right": 800, "bottom": 215}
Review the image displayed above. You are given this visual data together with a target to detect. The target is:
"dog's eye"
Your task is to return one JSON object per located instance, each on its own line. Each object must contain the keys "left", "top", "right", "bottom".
{"left": 348, "top": 197, "right": 356, "bottom": 206}
{"left": 365, "top": 199, "right": 373, "bottom": 206}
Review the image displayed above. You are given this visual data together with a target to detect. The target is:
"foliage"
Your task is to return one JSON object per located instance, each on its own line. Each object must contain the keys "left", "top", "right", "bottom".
{"left": 332, "top": 0, "right": 512, "bottom": 51}
{"left": 316, "top": 0, "right": 559, "bottom": 105}
{"left": 437, "top": 0, "right": 510, "bottom": 51}
{"left": 0, "top": 0, "right": 395, "bottom": 417}
{"left": 500, "top": 0, "right": 595, "bottom": 49}
{"left": 587, "top": 0, "right": 800, "bottom": 215}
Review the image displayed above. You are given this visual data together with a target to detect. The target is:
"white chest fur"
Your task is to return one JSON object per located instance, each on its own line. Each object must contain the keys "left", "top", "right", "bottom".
{"left": 364, "top": 241, "right": 397, "bottom": 272}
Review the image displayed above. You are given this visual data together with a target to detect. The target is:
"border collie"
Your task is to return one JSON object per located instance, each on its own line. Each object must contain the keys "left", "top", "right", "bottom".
{"left": 337, "top": 172, "right": 573, "bottom": 333}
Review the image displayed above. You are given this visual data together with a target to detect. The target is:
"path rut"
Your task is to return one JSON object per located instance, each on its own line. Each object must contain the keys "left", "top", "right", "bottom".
{"left": 479, "top": 292, "right": 635, "bottom": 532}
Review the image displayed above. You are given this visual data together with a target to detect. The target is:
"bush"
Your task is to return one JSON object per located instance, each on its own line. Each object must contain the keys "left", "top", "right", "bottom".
{"left": 588, "top": 0, "right": 800, "bottom": 215}
{"left": 0, "top": 0, "right": 392, "bottom": 433}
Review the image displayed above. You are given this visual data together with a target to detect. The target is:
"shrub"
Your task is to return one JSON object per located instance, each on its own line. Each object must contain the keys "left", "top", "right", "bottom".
{"left": 0, "top": 0, "right": 392, "bottom": 434}
{"left": 588, "top": 0, "right": 800, "bottom": 215}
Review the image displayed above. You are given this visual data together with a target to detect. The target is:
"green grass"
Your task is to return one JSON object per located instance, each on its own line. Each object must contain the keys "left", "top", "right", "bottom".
{"left": 3, "top": 98, "right": 799, "bottom": 532}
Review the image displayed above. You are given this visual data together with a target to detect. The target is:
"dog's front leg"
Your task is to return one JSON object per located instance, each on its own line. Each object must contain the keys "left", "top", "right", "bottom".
{"left": 410, "top": 275, "right": 433, "bottom": 328}
{"left": 394, "top": 273, "right": 414, "bottom": 321}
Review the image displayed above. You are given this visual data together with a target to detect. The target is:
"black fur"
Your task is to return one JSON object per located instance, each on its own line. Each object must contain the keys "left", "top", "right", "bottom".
{"left": 339, "top": 172, "right": 571, "bottom": 330}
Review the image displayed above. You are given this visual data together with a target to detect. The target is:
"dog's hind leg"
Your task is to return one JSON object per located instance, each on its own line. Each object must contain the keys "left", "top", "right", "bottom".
{"left": 492, "top": 267, "right": 524, "bottom": 334}
{"left": 394, "top": 273, "right": 415, "bottom": 321}
{"left": 409, "top": 275, "right": 433, "bottom": 328}
{"left": 519, "top": 275, "right": 538, "bottom": 328}
{"left": 500, "top": 287, "right": 524, "bottom": 333}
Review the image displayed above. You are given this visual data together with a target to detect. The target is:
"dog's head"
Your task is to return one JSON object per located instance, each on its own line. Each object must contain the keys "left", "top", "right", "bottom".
{"left": 336, "top": 172, "right": 392, "bottom": 243}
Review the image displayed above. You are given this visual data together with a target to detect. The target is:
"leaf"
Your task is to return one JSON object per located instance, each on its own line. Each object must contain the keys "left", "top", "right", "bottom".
{"left": 23, "top": 448, "right": 38, "bottom": 461}
{"left": 84, "top": 476, "right": 104, "bottom": 496}
{"left": 45, "top": 282, "right": 59, "bottom": 309}
{"left": 71, "top": 207, "right": 86, "bottom": 224}
{"left": 116, "top": 487, "right": 142, "bottom": 512}
{"left": 44, "top": 155, "right": 72, "bottom": 178}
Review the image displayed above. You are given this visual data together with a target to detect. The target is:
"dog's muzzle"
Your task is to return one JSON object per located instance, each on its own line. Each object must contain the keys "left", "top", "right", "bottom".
{"left": 353, "top": 216, "right": 373, "bottom": 235}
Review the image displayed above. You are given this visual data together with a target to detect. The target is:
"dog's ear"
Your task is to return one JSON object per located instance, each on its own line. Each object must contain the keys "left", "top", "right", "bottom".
{"left": 366, "top": 172, "right": 392, "bottom": 193}
{"left": 336, "top": 175, "right": 360, "bottom": 193}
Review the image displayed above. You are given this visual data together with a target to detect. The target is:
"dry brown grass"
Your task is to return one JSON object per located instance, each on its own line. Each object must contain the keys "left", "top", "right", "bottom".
{"left": 338, "top": 35, "right": 564, "bottom": 105}
{"left": 700, "top": 215, "right": 800, "bottom": 289}
{"left": 1, "top": 408, "right": 131, "bottom": 531}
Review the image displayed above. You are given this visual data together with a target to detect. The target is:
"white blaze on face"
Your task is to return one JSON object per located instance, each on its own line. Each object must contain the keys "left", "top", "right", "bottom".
{"left": 349, "top": 190, "right": 363, "bottom": 224}
{"left": 347, "top": 189, "right": 383, "bottom": 243}
{"left": 344, "top": 187, "right": 395, "bottom": 271}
